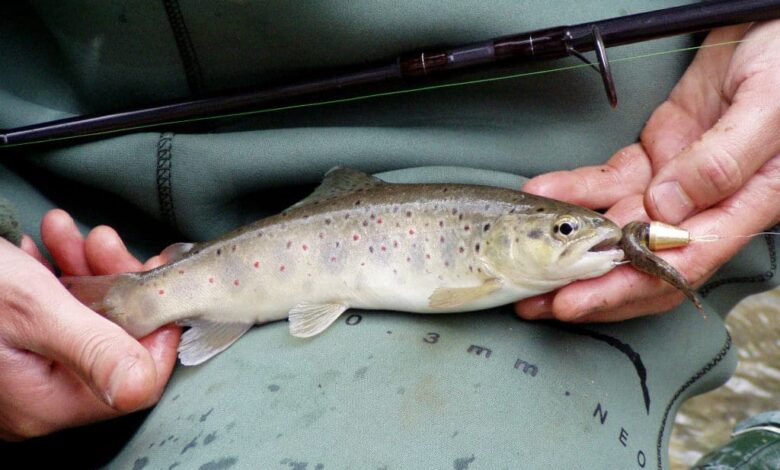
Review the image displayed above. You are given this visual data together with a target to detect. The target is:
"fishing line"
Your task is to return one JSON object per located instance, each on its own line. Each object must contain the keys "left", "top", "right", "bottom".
{"left": 1, "top": 39, "right": 745, "bottom": 149}
{"left": 691, "top": 232, "right": 780, "bottom": 243}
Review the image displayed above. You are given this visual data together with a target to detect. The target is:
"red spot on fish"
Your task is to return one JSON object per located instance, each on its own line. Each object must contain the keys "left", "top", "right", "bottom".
{"left": 178, "top": 270, "right": 185, "bottom": 275}
{"left": 426, "top": 254, "right": 431, "bottom": 259}
{"left": 234, "top": 279, "right": 240, "bottom": 286}
{"left": 286, "top": 241, "right": 292, "bottom": 249}
{"left": 331, "top": 256, "right": 337, "bottom": 262}
{"left": 280, "top": 265, "right": 286, "bottom": 272}
{"left": 370, "top": 213, "right": 375, "bottom": 219}
{"left": 464, "top": 225, "right": 470, "bottom": 231}
{"left": 381, "top": 245, "right": 386, "bottom": 251}
{"left": 208, "top": 277, "right": 214, "bottom": 283}
{"left": 377, "top": 218, "right": 383, "bottom": 224}
{"left": 459, "top": 246, "right": 464, "bottom": 253}
{"left": 159, "top": 289, "right": 165, "bottom": 295}
{"left": 302, "top": 244, "right": 309, "bottom": 251}
{"left": 254, "top": 261, "right": 260, "bottom": 268}
{"left": 353, "top": 234, "right": 360, "bottom": 241}
{"left": 409, "top": 229, "right": 415, "bottom": 235}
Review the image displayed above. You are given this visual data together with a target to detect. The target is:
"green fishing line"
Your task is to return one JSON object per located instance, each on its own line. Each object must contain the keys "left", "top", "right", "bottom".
{"left": 1, "top": 40, "right": 743, "bottom": 148}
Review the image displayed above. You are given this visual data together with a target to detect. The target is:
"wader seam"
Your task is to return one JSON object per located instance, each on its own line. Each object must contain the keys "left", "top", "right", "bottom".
{"left": 162, "top": 0, "right": 205, "bottom": 95}
{"left": 655, "top": 332, "right": 732, "bottom": 470}
{"left": 700, "top": 224, "right": 778, "bottom": 296}
{"left": 156, "top": 132, "right": 177, "bottom": 229}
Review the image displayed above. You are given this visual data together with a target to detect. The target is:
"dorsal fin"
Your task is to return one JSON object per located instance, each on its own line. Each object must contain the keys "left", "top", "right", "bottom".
{"left": 288, "top": 167, "right": 384, "bottom": 211}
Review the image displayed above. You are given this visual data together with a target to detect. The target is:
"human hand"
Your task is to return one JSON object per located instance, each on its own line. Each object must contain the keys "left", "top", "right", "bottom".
{"left": 0, "top": 209, "right": 180, "bottom": 440}
{"left": 515, "top": 22, "right": 780, "bottom": 322}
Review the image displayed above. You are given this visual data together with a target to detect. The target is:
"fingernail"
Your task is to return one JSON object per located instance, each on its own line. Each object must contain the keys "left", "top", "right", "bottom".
{"left": 106, "top": 355, "right": 141, "bottom": 408}
{"left": 650, "top": 181, "right": 694, "bottom": 224}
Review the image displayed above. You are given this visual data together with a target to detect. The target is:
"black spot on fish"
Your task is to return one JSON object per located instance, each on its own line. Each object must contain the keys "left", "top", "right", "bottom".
{"left": 459, "top": 213, "right": 464, "bottom": 221}
{"left": 453, "top": 454, "right": 476, "bottom": 470}
{"left": 268, "top": 384, "right": 280, "bottom": 392}
{"left": 325, "top": 219, "right": 331, "bottom": 225}
{"left": 406, "top": 211, "right": 412, "bottom": 217}
{"left": 474, "top": 243, "right": 480, "bottom": 253}
{"left": 536, "top": 207, "right": 545, "bottom": 212}
{"left": 483, "top": 224, "right": 491, "bottom": 232}
{"left": 198, "top": 457, "right": 238, "bottom": 470}
{"left": 527, "top": 229, "right": 543, "bottom": 239}
{"left": 181, "top": 435, "right": 199, "bottom": 454}
{"left": 216, "top": 249, "right": 221, "bottom": 256}
{"left": 200, "top": 408, "right": 213, "bottom": 422}
{"left": 204, "top": 432, "right": 217, "bottom": 445}
{"left": 355, "top": 200, "right": 361, "bottom": 206}
{"left": 133, "top": 457, "right": 149, "bottom": 470}
{"left": 452, "top": 208, "right": 457, "bottom": 215}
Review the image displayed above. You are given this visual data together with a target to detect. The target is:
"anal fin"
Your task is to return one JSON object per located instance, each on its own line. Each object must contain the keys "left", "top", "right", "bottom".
{"left": 288, "top": 302, "right": 348, "bottom": 338}
{"left": 428, "top": 278, "right": 503, "bottom": 309}
{"left": 177, "top": 319, "right": 252, "bottom": 366}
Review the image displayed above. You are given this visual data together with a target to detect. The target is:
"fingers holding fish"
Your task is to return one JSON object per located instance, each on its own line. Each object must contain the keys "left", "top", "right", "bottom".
{"left": 643, "top": 23, "right": 780, "bottom": 225}
{"left": 41, "top": 209, "right": 91, "bottom": 276}
{"left": 84, "top": 225, "right": 144, "bottom": 275}
{"left": 0, "top": 213, "right": 181, "bottom": 439}
{"left": 522, "top": 143, "right": 651, "bottom": 210}
{"left": 19, "top": 235, "right": 53, "bottom": 272}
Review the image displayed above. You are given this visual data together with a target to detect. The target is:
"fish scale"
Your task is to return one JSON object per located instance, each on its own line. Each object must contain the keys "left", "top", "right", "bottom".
{"left": 63, "top": 168, "right": 625, "bottom": 365}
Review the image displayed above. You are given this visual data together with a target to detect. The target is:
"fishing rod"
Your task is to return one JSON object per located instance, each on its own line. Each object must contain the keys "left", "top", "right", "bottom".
{"left": 3, "top": 0, "right": 780, "bottom": 148}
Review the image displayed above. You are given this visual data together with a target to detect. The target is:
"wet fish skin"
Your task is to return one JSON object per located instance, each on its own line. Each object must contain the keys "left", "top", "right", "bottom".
{"left": 64, "top": 168, "right": 625, "bottom": 365}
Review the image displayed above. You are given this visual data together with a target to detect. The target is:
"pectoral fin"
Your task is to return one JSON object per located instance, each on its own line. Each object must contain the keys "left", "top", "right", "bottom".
{"left": 288, "top": 302, "right": 349, "bottom": 338}
{"left": 428, "top": 278, "right": 503, "bottom": 309}
{"left": 177, "top": 319, "right": 253, "bottom": 366}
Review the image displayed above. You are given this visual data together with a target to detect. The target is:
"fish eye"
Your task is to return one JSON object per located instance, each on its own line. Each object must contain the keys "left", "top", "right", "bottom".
{"left": 553, "top": 216, "right": 579, "bottom": 240}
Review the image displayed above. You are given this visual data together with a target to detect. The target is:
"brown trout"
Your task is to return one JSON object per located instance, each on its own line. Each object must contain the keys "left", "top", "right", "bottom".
{"left": 64, "top": 168, "right": 625, "bottom": 365}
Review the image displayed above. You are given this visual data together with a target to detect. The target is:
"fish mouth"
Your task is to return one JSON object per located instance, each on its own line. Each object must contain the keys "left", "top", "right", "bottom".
{"left": 584, "top": 228, "right": 624, "bottom": 262}
{"left": 588, "top": 231, "right": 622, "bottom": 252}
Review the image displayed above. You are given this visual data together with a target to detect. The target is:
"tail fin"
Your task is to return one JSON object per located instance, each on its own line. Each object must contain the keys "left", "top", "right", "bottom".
{"left": 61, "top": 274, "right": 126, "bottom": 312}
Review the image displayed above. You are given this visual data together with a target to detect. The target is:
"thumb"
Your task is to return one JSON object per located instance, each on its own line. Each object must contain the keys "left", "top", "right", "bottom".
{"left": 645, "top": 75, "right": 780, "bottom": 224}
{"left": 22, "top": 291, "right": 158, "bottom": 412}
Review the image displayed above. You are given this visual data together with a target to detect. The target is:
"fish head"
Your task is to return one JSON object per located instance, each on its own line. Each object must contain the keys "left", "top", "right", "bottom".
{"left": 483, "top": 207, "right": 624, "bottom": 292}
